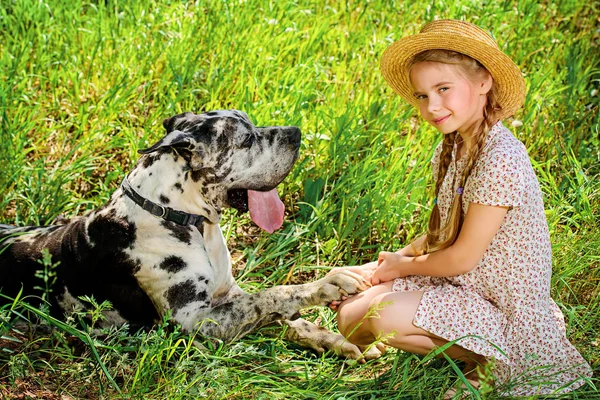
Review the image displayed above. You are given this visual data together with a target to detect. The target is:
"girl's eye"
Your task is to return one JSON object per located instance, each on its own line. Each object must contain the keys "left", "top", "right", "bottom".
{"left": 241, "top": 134, "right": 255, "bottom": 148}
{"left": 415, "top": 94, "right": 427, "bottom": 100}
{"left": 439, "top": 87, "right": 449, "bottom": 93}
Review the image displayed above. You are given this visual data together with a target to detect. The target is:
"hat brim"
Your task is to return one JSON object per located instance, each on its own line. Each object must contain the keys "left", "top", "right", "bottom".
{"left": 380, "top": 33, "right": 526, "bottom": 120}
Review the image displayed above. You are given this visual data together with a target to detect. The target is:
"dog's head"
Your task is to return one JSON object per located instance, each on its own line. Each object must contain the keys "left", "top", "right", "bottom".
{"left": 138, "top": 110, "right": 301, "bottom": 232}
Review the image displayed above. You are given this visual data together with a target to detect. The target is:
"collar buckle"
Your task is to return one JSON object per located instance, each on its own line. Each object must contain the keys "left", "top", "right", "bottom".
{"left": 141, "top": 198, "right": 167, "bottom": 218}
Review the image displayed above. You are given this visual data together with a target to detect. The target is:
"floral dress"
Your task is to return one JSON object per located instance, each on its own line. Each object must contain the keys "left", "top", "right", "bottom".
{"left": 392, "top": 122, "right": 592, "bottom": 396}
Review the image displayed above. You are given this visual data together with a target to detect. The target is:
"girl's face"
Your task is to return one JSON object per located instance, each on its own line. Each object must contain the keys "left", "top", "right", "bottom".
{"left": 409, "top": 61, "right": 492, "bottom": 137}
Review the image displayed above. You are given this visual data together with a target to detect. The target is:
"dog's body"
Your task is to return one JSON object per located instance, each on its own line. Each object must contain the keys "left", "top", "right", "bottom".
{"left": 0, "top": 110, "right": 377, "bottom": 359}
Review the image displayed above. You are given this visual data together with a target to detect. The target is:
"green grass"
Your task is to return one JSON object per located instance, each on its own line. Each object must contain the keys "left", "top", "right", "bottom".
{"left": 0, "top": 0, "right": 598, "bottom": 398}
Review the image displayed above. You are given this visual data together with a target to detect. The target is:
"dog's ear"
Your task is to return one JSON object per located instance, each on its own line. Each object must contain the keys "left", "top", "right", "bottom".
{"left": 162, "top": 112, "right": 203, "bottom": 133}
{"left": 138, "top": 130, "right": 195, "bottom": 154}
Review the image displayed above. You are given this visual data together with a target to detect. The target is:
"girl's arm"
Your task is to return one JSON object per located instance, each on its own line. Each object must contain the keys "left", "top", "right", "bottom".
{"left": 328, "top": 234, "right": 427, "bottom": 278}
{"left": 372, "top": 203, "right": 509, "bottom": 284}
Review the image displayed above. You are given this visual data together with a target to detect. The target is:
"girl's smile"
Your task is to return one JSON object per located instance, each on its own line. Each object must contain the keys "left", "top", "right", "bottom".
{"left": 433, "top": 115, "right": 451, "bottom": 125}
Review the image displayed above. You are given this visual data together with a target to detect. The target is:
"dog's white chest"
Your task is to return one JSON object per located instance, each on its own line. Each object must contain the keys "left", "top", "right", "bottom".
{"left": 128, "top": 219, "right": 234, "bottom": 315}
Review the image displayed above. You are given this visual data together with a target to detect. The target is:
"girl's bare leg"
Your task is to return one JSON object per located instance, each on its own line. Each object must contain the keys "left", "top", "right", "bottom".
{"left": 337, "top": 281, "right": 485, "bottom": 366}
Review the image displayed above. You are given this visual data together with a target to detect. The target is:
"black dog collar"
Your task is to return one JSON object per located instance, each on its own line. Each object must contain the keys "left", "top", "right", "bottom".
{"left": 121, "top": 178, "right": 206, "bottom": 229}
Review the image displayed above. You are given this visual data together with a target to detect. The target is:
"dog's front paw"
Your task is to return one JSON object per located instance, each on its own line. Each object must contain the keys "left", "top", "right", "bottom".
{"left": 283, "top": 318, "right": 385, "bottom": 362}
{"left": 309, "top": 271, "right": 371, "bottom": 306}
{"left": 328, "top": 335, "right": 387, "bottom": 363}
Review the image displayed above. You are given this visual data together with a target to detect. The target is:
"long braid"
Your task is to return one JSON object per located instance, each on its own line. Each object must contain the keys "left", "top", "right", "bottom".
{"left": 425, "top": 132, "right": 455, "bottom": 249}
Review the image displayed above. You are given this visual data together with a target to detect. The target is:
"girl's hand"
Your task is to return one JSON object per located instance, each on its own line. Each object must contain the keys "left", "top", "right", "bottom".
{"left": 328, "top": 295, "right": 348, "bottom": 311}
{"left": 327, "top": 262, "right": 377, "bottom": 310}
{"left": 371, "top": 252, "right": 412, "bottom": 285}
{"left": 327, "top": 262, "right": 377, "bottom": 282}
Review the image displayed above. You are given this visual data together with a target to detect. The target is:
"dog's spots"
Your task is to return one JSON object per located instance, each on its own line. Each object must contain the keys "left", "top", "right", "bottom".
{"left": 173, "top": 183, "right": 184, "bottom": 193}
{"left": 114, "top": 249, "right": 143, "bottom": 274}
{"left": 160, "top": 220, "right": 192, "bottom": 245}
{"left": 231, "top": 309, "right": 243, "bottom": 324}
{"left": 197, "top": 275, "right": 208, "bottom": 285}
{"left": 253, "top": 304, "right": 262, "bottom": 317}
{"left": 166, "top": 281, "right": 194, "bottom": 309}
{"left": 159, "top": 255, "right": 187, "bottom": 273}
{"left": 88, "top": 209, "right": 136, "bottom": 249}
{"left": 166, "top": 279, "right": 207, "bottom": 310}
{"left": 142, "top": 153, "right": 162, "bottom": 169}
{"left": 190, "top": 169, "right": 209, "bottom": 183}
{"left": 189, "top": 118, "right": 217, "bottom": 145}
{"left": 159, "top": 194, "right": 170, "bottom": 205}
{"left": 149, "top": 172, "right": 153, "bottom": 176}
{"left": 216, "top": 131, "right": 229, "bottom": 152}
{"left": 266, "top": 129, "right": 278, "bottom": 148}
{"left": 318, "top": 291, "right": 334, "bottom": 303}
{"left": 196, "top": 222, "right": 205, "bottom": 236}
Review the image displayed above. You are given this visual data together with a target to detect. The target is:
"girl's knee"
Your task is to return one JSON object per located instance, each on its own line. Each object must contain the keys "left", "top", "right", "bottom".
{"left": 366, "top": 291, "right": 424, "bottom": 339}
{"left": 336, "top": 285, "right": 392, "bottom": 338}
{"left": 337, "top": 298, "right": 370, "bottom": 338}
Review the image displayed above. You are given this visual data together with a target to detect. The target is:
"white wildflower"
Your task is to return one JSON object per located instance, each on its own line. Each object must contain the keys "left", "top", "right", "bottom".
{"left": 511, "top": 119, "right": 523, "bottom": 128}
{"left": 591, "top": 89, "right": 598, "bottom": 97}
{"left": 268, "top": 19, "right": 278, "bottom": 25}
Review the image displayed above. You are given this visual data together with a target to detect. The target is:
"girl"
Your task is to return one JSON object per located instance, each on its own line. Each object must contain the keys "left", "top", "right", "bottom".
{"left": 328, "top": 20, "right": 592, "bottom": 397}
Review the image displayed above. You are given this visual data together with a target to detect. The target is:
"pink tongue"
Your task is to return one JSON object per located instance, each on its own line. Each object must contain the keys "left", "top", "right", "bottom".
{"left": 247, "top": 189, "right": 285, "bottom": 233}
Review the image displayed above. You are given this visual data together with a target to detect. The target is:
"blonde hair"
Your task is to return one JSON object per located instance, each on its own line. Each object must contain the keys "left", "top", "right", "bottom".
{"left": 409, "top": 50, "right": 502, "bottom": 255}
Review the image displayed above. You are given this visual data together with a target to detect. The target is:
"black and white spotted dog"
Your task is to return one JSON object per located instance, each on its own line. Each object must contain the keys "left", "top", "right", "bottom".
{"left": 0, "top": 110, "right": 380, "bottom": 360}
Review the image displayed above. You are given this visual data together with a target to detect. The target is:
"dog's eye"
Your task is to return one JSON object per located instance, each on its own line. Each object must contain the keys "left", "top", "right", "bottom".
{"left": 241, "top": 134, "right": 255, "bottom": 148}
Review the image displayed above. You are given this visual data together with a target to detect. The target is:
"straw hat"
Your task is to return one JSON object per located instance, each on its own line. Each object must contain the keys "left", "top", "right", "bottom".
{"left": 380, "top": 19, "right": 526, "bottom": 120}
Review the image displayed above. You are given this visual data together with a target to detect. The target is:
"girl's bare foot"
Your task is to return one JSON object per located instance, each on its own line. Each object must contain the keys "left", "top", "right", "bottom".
{"left": 443, "top": 362, "right": 482, "bottom": 399}
{"left": 443, "top": 377, "right": 480, "bottom": 399}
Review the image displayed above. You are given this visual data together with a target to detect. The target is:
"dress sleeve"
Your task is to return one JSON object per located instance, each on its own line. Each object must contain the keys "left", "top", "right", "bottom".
{"left": 465, "top": 144, "right": 525, "bottom": 207}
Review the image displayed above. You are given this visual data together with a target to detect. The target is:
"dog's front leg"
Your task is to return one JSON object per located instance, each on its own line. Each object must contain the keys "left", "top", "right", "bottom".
{"left": 258, "top": 318, "right": 385, "bottom": 361}
{"left": 187, "top": 271, "right": 370, "bottom": 343}
{"left": 279, "top": 318, "right": 386, "bottom": 361}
